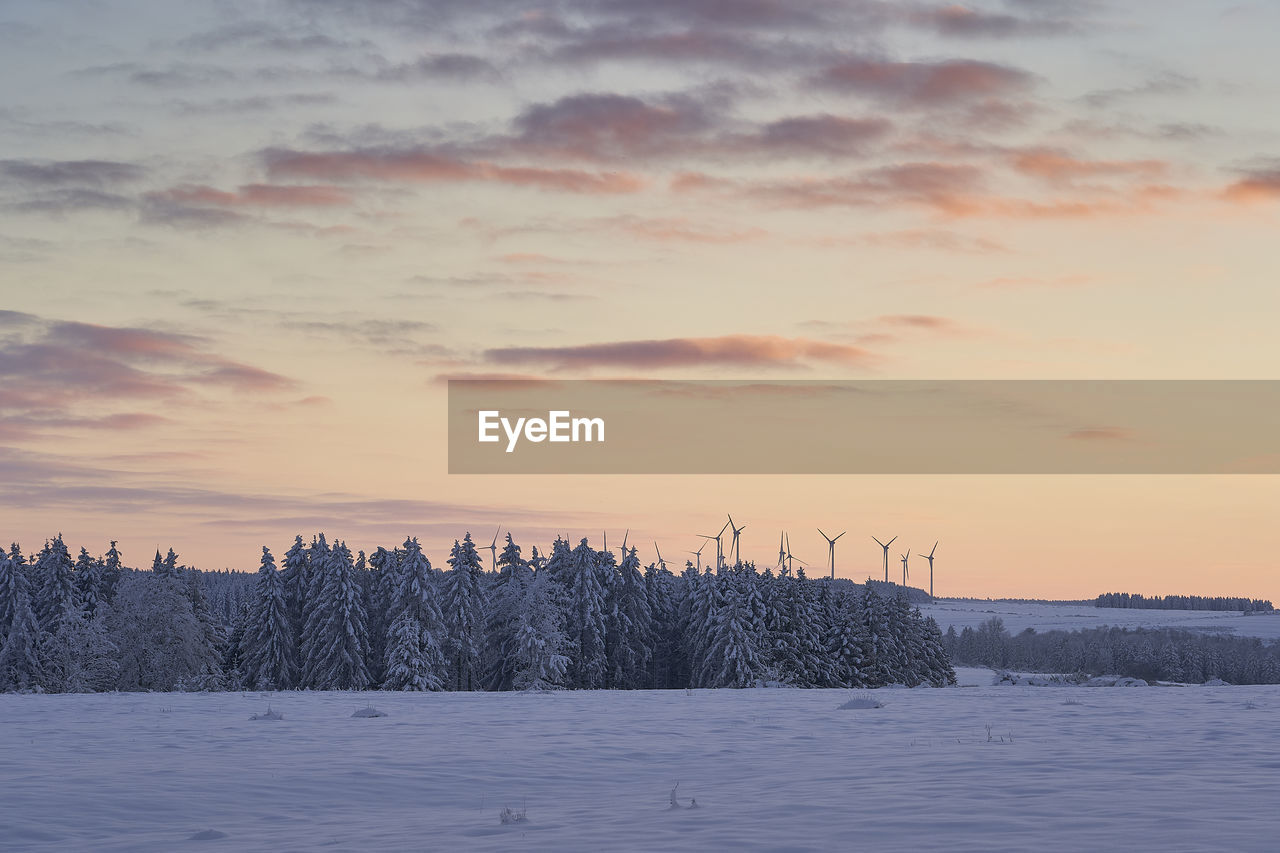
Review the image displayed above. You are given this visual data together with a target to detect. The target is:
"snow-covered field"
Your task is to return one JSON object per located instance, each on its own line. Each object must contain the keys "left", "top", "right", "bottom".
{"left": 923, "top": 599, "right": 1280, "bottom": 640}
{"left": 4, "top": 684, "right": 1280, "bottom": 851}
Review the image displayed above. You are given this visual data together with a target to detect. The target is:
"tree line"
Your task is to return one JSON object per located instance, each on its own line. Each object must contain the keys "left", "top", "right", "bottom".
{"left": 1095, "top": 592, "right": 1274, "bottom": 612}
{"left": 0, "top": 532, "right": 956, "bottom": 693}
{"left": 944, "top": 617, "right": 1280, "bottom": 684}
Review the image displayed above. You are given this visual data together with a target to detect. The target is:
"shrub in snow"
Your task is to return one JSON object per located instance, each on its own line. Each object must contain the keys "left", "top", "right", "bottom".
{"left": 838, "top": 696, "right": 883, "bottom": 710}
{"left": 499, "top": 806, "right": 528, "bottom": 825}
{"left": 352, "top": 705, "right": 386, "bottom": 718}
{"left": 249, "top": 705, "right": 284, "bottom": 721}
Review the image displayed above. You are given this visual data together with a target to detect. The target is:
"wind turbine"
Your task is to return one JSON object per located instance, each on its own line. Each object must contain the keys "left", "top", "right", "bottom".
{"left": 688, "top": 540, "right": 707, "bottom": 571}
{"left": 784, "top": 532, "right": 806, "bottom": 573}
{"left": 487, "top": 526, "right": 501, "bottom": 572}
{"left": 900, "top": 549, "right": 910, "bottom": 586}
{"left": 653, "top": 541, "right": 666, "bottom": 571}
{"left": 727, "top": 514, "right": 746, "bottom": 566}
{"left": 777, "top": 533, "right": 786, "bottom": 571}
{"left": 872, "top": 535, "right": 897, "bottom": 582}
{"left": 920, "top": 541, "right": 938, "bottom": 598}
{"left": 817, "top": 528, "right": 846, "bottom": 579}
{"left": 699, "top": 520, "right": 729, "bottom": 570}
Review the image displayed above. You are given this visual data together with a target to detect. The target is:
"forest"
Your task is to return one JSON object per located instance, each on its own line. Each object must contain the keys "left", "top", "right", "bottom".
{"left": 0, "top": 532, "right": 955, "bottom": 693}
{"left": 944, "top": 617, "right": 1280, "bottom": 684}
{"left": 1094, "top": 592, "right": 1274, "bottom": 612}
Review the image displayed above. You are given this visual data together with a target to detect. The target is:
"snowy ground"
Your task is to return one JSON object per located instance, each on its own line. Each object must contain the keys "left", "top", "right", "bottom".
{"left": 922, "top": 599, "right": 1280, "bottom": 640}
{"left": 4, "top": 685, "right": 1280, "bottom": 851}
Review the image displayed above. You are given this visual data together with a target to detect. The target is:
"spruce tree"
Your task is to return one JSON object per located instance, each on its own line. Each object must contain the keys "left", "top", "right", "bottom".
{"left": 565, "top": 538, "right": 608, "bottom": 689}
{"left": 35, "top": 534, "right": 79, "bottom": 633}
{"left": 606, "top": 546, "right": 652, "bottom": 689}
{"left": 383, "top": 537, "right": 445, "bottom": 691}
{"left": 302, "top": 541, "right": 370, "bottom": 690}
{"left": 442, "top": 533, "right": 487, "bottom": 691}
{"left": 0, "top": 587, "right": 43, "bottom": 691}
{"left": 241, "top": 547, "right": 297, "bottom": 690}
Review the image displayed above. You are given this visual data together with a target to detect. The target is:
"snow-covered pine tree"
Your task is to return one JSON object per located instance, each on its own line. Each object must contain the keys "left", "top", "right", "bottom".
{"left": 101, "top": 540, "right": 124, "bottom": 599}
{"left": 35, "top": 534, "right": 79, "bottom": 634}
{"left": 364, "top": 545, "right": 399, "bottom": 686}
{"left": 540, "top": 537, "right": 572, "bottom": 584}
{"left": 644, "top": 561, "right": 680, "bottom": 689}
{"left": 565, "top": 538, "right": 608, "bottom": 689}
{"left": 280, "top": 534, "right": 309, "bottom": 656}
{"left": 74, "top": 547, "right": 106, "bottom": 619}
{"left": 824, "top": 589, "right": 870, "bottom": 688}
{"left": 0, "top": 585, "right": 43, "bottom": 692}
{"left": 682, "top": 568, "right": 720, "bottom": 687}
{"left": 483, "top": 533, "right": 530, "bottom": 691}
{"left": 0, "top": 551, "right": 27, "bottom": 643}
{"left": 150, "top": 547, "right": 181, "bottom": 579}
{"left": 301, "top": 541, "right": 370, "bottom": 690}
{"left": 442, "top": 533, "right": 487, "bottom": 691}
{"left": 241, "top": 546, "right": 297, "bottom": 690}
{"left": 511, "top": 571, "right": 569, "bottom": 690}
{"left": 700, "top": 585, "right": 763, "bottom": 688}
{"left": 606, "top": 546, "right": 653, "bottom": 689}
{"left": 383, "top": 537, "right": 446, "bottom": 691}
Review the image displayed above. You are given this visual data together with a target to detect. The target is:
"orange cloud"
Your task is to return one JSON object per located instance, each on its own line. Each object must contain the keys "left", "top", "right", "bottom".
{"left": 1011, "top": 149, "right": 1168, "bottom": 184}
{"left": 1224, "top": 167, "right": 1280, "bottom": 202}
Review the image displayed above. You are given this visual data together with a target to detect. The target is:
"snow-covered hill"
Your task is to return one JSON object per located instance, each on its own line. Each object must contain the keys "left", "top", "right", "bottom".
{"left": 3, "top": 685, "right": 1279, "bottom": 851}
{"left": 922, "top": 599, "right": 1280, "bottom": 640}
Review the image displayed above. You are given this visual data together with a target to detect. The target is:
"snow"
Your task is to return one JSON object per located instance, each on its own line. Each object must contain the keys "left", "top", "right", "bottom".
{"left": 4, "top": 686, "right": 1280, "bottom": 851}
{"left": 923, "top": 599, "right": 1280, "bottom": 639}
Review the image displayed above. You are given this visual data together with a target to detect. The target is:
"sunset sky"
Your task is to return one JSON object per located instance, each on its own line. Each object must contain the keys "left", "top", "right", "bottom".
{"left": 2, "top": 1, "right": 1279, "bottom": 598}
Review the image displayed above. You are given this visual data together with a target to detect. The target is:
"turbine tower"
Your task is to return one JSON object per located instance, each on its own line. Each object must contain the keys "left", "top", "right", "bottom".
{"left": 727, "top": 514, "right": 746, "bottom": 567}
{"left": 900, "top": 549, "right": 910, "bottom": 586}
{"left": 487, "top": 526, "right": 501, "bottom": 572}
{"left": 689, "top": 540, "right": 707, "bottom": 571}
{"left": 784, "top": 532, "right": 805, "bottom": 573}
{"left": 699, "top": 520, "right": 729, "bottom": 571}
{"left": 872, "top": 535, "right": 897, "bottom": 582}
{"left": 921, "top": 541, "right": 938, "bottom": 598}
{"left": 817, "top": 528, "right": 846, "bottom": 579}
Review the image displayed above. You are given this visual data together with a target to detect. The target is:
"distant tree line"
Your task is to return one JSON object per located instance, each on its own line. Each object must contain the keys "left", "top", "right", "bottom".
{"left": 1095, "top": 592, "right": 1274, "bottom": 612}
{"left": 0, "top": 532, "right": 956, "bottom": 693}
{"left": 944, "top": 618, "right": 1280, "bottom": 684}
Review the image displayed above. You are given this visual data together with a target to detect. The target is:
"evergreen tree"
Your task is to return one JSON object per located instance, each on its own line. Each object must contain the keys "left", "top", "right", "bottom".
{"left": 301, "top": 542, "right": 370, "bottom": 690}
{"left": 511, "top": 572, "right": 569, "bottom": 690}
{"left": 442, "top": 533, "right": 487, "bottom": 691}
{"left": 383, "top": 537, "right": 446, "bottom": 691}
{"left": 35, "top": 534, "right": 79, "bottom": 633}
{"left": 241, "top": 547, "right": 297, "bottom": 690}
{"left": 280, "top": 535, "right": 309, "bottom": 657}
{"left": 484, "top": 533, "right": 530, "bottom": 691}
{"left": 0, "top": 586, "right": 43, "bottom": 692}
{"left": 75, "top": 548, "right": 106, "bottom": 619}
{"left": 606, "top": 546, "right": 652, "bottom": 689}
{"left": 0, "top": 552, "right": 29, "bottom": 642}
{"left": 701, "top": 586, "right": 763, "bottom": 688}
{"left": 565, "top": 538, "right": 608, "bottom": 689}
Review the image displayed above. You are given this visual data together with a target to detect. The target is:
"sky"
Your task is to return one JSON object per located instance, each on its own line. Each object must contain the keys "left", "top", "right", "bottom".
{"left": 2, "top": 0, "right": 1279, "bottom": 599}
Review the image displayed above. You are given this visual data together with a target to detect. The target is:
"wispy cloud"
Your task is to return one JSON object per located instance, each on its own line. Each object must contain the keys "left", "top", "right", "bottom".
{"left": 484, "top": 334, "right": 876, "bottom": 371}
